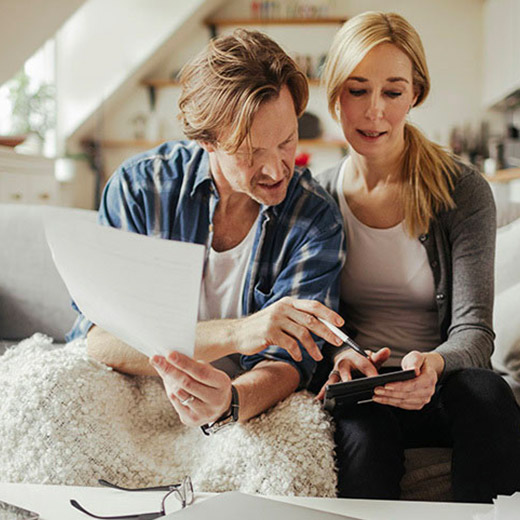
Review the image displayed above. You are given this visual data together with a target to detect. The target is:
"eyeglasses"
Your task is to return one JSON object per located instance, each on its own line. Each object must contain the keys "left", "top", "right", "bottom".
{"left": 70, "top": 475, "right": 194, "bottom": 520}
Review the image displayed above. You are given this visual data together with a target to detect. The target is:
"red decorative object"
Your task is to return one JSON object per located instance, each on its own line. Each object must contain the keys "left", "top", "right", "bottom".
{"left": 295, "top": 152, "right": 311, "bottom": 167}
{"left": 0, "top": 135, "right": 27, "bottom": 148}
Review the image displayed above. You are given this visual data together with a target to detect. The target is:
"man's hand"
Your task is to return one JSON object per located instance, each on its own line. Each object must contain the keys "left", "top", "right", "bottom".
{"left": 372, "top": 351, "right": 445, "bottom": 410}
{"left": 316, "top": 347, "right": 391, "bottom": 400}
{"left": 151, "top": 351, "right": 232, "bottom": 427}
{"left": 231, "top": 297, "right": 344, "bottom": 362}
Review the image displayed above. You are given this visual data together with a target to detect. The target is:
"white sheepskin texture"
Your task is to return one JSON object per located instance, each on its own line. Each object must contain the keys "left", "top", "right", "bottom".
{"left": 0, "top": 334, "right": 337, "bottom": 497}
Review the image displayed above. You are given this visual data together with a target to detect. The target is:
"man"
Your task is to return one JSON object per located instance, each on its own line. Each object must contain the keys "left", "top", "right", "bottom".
{"left": 68, "top": 29, "right": 345, "bottom": 433}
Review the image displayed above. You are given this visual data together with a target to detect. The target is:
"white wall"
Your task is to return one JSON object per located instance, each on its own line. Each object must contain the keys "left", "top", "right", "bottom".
{"left": 482, "top": 0, "right": 520, "bottom": 108}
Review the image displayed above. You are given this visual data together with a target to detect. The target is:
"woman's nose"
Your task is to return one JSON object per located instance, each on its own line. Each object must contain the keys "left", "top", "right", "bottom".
{"left": 365, "top": 95, "right": 384, "bottom": 121}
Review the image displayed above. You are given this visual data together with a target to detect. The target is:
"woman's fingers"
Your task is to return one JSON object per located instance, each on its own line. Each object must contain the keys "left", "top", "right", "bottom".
{"left": 372, "top": 394, "right": 429, "bottom": 410}
{"left": 401, "top": 350, "right": 425, "bottom": 376}
{"left": 369, "top": 347, "right": 391, "bottom": 369}
{"left": 316, "top": 370, "right": 341, "bottom": 401}
{"left": 373, "top": 368, "right": 435, "bottom": 409}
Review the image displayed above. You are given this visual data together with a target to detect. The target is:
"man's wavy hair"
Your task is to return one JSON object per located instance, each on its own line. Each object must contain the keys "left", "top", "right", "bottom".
{"left": 178, "top": 29, "right": 308, "bottom": 154}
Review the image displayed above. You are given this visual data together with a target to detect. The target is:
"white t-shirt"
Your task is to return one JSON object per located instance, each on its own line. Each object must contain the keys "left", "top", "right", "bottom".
{"left": 199, "top": 219, "right": 257, "bottom": 321}
{"left": 336, "top": 163, "right": 441, "bottom": 365}
{"left": 198, "top": 219, "right": 258, "bottom": 377}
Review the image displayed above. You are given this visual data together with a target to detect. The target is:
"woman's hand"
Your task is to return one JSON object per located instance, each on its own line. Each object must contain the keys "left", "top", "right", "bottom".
{"left": 316, "top": 346, "right": 391, "bottom": 400}
{"left": 372, "top": 351, "right": 445, "bottom": 410}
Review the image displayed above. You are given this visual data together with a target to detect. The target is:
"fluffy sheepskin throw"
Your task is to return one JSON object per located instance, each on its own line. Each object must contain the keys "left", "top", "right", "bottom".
{"left": 0, "top": 334, "right": 337, "bottom": 496}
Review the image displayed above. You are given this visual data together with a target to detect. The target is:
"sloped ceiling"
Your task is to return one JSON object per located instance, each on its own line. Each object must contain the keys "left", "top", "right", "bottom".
{"left": 59, "top": 0, "right": 227, "bottom": 145}
{"left": 0, "top": 0, "right": 87, "bottom": 85}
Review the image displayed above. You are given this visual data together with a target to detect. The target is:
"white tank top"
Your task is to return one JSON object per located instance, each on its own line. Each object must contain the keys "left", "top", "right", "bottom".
{"left": 336, "top": 163, "right": 441, "bottom": 365}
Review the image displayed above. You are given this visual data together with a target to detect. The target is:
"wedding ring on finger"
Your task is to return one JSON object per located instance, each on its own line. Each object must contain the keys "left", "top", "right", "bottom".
{"left": 180, "top": 395, "right": 195, "bottom": 406}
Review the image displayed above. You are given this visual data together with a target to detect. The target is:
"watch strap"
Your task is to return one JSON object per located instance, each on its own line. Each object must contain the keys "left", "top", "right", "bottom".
{"left": 201, "top": 384, "right": 239, "bottom": 436}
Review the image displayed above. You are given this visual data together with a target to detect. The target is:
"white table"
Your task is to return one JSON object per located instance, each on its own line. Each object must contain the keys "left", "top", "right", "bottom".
{"left": 0, "top": 483, "right": 492, "bottom": 520}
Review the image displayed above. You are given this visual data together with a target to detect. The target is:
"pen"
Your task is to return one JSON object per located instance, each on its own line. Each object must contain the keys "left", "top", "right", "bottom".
{"left": 318, "top": 318, "right": 371, "bottom": 359}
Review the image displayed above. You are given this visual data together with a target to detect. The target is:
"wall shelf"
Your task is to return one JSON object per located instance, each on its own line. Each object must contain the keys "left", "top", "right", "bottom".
{"left": 142, "top": 78, "right": 180, "bottom": 88}
{"left": 486, "top": 168, "right": 520, "bottom": 183}
{"left": 204, "top": 17, "right": 347, "bottom": 27}
{"left": 142, "top": 77, "right": 322, "bottom": 89}
{"left": 298, "top": 138, "right": 346, "bottom": 148}
{"left": 204, "top": 16, "right": 347, "bottom": 38}
{"left": 98, "top": 138, "right": 346, "bottom": 149}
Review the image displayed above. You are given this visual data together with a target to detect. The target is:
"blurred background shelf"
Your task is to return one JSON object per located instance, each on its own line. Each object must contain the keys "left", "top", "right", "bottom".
{"left": 141, "top": 77, "right": 323, "bottom": 88}
{"left": 97, "top": 138, "right": 346, "bottom": 149}
{"left": 0, "top": 135, "right": 27, "bottom": 148}
{"left": 204, "top": 17, "right": 347, "bottom": 27}
{"left": 141, "top": 79, "right": 181, "bottom": 88}
{"left": 486, "top": 168, "right": 520, "bottom": 183}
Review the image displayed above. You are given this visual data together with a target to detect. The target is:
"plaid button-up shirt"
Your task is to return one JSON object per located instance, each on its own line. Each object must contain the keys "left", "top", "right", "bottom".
{"left": 68, "top": 140, "right": 345, "bottom": 388}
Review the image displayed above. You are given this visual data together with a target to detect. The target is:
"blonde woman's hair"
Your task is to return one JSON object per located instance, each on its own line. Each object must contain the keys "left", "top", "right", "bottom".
{"left": 178, "top": 29, "right": 308, "bottom": 154}
{"left": 323, "top": 11, "right": 459, "bottom": 235}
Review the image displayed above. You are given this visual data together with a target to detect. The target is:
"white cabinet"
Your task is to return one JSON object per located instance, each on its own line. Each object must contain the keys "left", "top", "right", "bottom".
{"left": 0, "top": 171, "right": 61, "bottom": 205}
{"left": 0, "top": 172, "right": 26, "bottom": 203}
{"left": 0, "top": 148, "right": 60, "bottom": 205}
{"left": 483, "top": 0, "right": 520, "bottom": 108}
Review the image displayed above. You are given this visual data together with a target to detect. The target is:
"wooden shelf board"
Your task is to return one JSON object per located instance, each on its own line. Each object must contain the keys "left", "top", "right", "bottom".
{"left": 205, "top": 17, "right": 347, "bottom": 27}
{"left": 485, "top": 168, "right": 520, "bottom": 183}
{"left": 142, "top": 79, "right": 180, "bottom": 88}
{"left": 142, "top": 78, "right": 322, "bottom": 88}
{"left": 98, "top": 138, "right": 346, "bottom": 149}
{"left": 100, "top": 139, "right": 166, "bottom": 148}
{"left": 298, "top": 139, "right": 347, "bottom": 148}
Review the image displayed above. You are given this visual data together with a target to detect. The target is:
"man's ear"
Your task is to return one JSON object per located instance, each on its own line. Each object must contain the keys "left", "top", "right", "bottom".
{"left": 199, "top": 141, "right": 217, "bottom": 153}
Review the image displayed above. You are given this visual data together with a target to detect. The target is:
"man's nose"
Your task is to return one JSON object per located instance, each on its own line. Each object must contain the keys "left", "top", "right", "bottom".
{"left": 261, "top": 150, "right": 285, "bottom": 180}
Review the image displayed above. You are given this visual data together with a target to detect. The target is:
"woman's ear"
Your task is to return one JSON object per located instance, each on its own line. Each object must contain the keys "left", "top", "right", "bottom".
{"left": 411, "top": 87, "right": 421, "bottom": 108}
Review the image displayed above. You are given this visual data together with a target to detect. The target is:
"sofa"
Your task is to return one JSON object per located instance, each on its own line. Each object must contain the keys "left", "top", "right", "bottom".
{"left": 1, "top": 201, "right": 520, "bottom": 501}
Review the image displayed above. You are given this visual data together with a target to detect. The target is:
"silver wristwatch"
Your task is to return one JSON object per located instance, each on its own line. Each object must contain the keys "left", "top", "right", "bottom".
{"left": 201, "top": 384, "right": 239, "bottom": 436}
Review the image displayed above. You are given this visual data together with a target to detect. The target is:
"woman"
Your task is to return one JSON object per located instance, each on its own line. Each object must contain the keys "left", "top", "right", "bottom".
{"left": 316, "top": 11, "right": 520, "bottom": 503}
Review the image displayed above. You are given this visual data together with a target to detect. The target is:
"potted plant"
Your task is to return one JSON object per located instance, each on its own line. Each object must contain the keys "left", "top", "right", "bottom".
{"left": 8, "top": 69, "right": 55, "bottom": 153}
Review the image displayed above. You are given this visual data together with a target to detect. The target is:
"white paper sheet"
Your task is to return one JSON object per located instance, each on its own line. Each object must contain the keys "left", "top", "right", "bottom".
{"left": 473, "top": 492, "right": 520, "bottom": 520}
{"left": 164, "top": 491, "right": 361, "bottom": 520}
{"left": 45, "top": 217, "right": 204, "bottom": 359}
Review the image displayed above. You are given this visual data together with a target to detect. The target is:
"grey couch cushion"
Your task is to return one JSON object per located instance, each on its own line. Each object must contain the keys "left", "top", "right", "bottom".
{"left": 497, "top": 202, "right": 520, "bottom": 228}
{"left": 0, "top": 204, "right": 97, "bottom": 341}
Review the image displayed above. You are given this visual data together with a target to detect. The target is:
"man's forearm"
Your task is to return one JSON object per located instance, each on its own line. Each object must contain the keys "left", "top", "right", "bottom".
{"left": 87, "top": 296, "right": 342, "bottom": 374}
{"left": 87, "top": 326, "right": 157, "bottom": 376}
{"left": 89, "top": 325, "right": 300, "bottom": 423}
{"left": 87, "top": 320, "right": 238, "bottom": 375}
{"left": 232, "top": 360, "right": 300, "bottom": 422}
{"left": 195, "top": 319, "right": 240, "bottom": 361}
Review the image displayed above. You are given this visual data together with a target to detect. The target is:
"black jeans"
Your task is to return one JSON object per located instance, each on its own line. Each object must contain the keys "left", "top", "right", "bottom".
{"left": 332, "top": 368, "right": 520, "bottom": 503}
